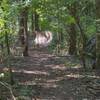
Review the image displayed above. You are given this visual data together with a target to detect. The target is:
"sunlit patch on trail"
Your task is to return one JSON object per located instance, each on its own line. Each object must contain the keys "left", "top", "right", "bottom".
{"left": 40, "top": 82, "right": 58, "bottom": 88}
{"left": 40, "top": 57, "right": 49, "bottom": 61}
{"left": 51, "top": 64, "right": 66, "bottom": 70}
{"left": 72, "top": 64, "right": 82, "bottom": 69}
{"left": 65, "top": 74, "right": 100, "bottom": 79}
{"left": 46, "top": 78, "right": 64, "bottom": 83}
{"left": 44, "top": 64, "right": 66, "bottom": 70}
{"left": 12, "top": 69, "right": 50, "bottom": 75}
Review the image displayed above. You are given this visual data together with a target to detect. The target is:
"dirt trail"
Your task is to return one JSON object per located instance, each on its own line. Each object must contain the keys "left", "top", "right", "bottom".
{"left": 1, "top": 48, "right": 100, "bottom": 100}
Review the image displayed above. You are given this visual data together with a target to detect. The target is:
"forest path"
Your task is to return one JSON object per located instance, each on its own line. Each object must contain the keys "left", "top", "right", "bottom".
{"left": 2, "top": 48, "right": 100, "bottom": 100}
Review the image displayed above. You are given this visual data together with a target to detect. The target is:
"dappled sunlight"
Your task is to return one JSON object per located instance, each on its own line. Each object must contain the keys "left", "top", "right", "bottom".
{"left": 44, "top": 64, "right": 55, "bottom": 68}
{"left": 12, "top": 69, "right": 50, "bottom": 75}
{"left": 30, "top": 53, "right": 54, "bottom": 58}
{"left": 72, "top": 64, "right": 82, "bottom": 69}
{"left": 46, "top": 77, "right": 64, "bottom": 83}
{"left": 1, "top": 48, "right": 98, "bottom": 100}
{"left": 40, "top": 57, "right": 49, "bottom": 61}
{"left": 41, "top": 83, "right": 58, "bottom": 88}
{"left": 44, "top": 64, "right": 66, "bottom": 71}
{"left": 18, "top": 78, "right": 59, "bottom": 88}
{"left": 65, "top": 73, "right": 100, "bottom": 79}
{"left": 51, "top": 64, "right": 66, "bottom": 70}
{"left": 65, "top": 73, "right": 84, "bottom": 79}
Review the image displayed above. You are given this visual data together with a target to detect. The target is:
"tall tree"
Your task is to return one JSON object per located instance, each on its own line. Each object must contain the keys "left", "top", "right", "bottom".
{"left": 68, "top": 3, "right": 77, "bottom": 55}
{"left": 34, "top": 11, "right": 40, "bottom": 31}
{"left": 95, "top": 0, "right": 100, "bottom": 69}
{"left": 31, "top": 12, "right": 40, "bottom": 32}
{"left": 19, "top": 7, "right": 29, "bottom": 56}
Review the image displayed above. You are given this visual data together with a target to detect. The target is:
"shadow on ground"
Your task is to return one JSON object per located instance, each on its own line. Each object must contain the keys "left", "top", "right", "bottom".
{"left": 0, "top": 49, "right": 100, "bottom": 100}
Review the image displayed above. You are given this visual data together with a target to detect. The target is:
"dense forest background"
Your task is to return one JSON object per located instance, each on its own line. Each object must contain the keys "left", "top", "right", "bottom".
{"left": 0, "top": 0, "right": 100, "bottom": 100}
{"left": 0, "top": 0, "right": 97, "bottom": 67}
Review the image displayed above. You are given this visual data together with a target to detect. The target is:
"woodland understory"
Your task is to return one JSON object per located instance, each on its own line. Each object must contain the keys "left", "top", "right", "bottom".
{"left": 0, "top": 0, "right": 100, "bottom": 100}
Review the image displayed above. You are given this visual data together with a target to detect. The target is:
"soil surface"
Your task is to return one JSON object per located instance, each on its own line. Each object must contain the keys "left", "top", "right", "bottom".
{"left": 0, "top": 48, "right": 100, "bottom": 100}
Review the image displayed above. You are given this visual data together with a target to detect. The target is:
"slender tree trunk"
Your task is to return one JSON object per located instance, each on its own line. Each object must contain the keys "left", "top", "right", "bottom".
{"left": 68, "top": 23, "right": 77, "bottom": 55}
{"left": 5, "top": 23, "right": 14, "bottom": 85}
{"left": 31, "top": 13, "right": 34, "bottom": 32}
{"left": 95, "top": 0, "right": 100, "bottom": 69}
{"left": 19, "top": 7, "right": 28, "bottom": 56}
{"left": 5, "top": 24, "right": 10, "bottom": 55}
{"left": 31, "top": 13, "right": 36, "bottom": 40}
{"left": 75, "top": 17, "right": 87, "bottom": 68}
{"left": 68, "top": 4, "right": 77, "bottom": 55}
{"left": 34, "top": 11, "right": 40, "bottom": 31}
{"left": 68, "top": 2, "right": 87, "bottom": 67}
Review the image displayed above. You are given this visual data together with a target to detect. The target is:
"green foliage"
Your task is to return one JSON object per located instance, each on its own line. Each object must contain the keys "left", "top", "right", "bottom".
{"left": 0, "top": 0, "right": 96, "bottom": 55}
{"left": 86, "top": 25, "right": 96, "bottom": 36}
{"left": 0, "top": 19, "right": 5, "bottom": 28}
{"left": 0, "top": 0, "right": 98, "bottom": 99}
{"left": 66, "top": 15, "right": 76, "bottom": 24}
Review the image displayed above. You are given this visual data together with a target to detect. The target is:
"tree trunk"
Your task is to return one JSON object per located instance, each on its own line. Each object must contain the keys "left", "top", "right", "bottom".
{"left": 34, "top": 11, "right": 40, "bottom": 31}
{"left": 95, "top": 0, "right": 100, "bottom": 69}
{"left": 75, "top": 16, "right": 87, "bottom": 68}
{"left": 68, "top": 4, "right": 77, "bottom": 55}
{"left": 5, "top": 31, "right": 10, "bottom": 55}
{"left": 68, "top": 23, "right": 77, "bottom": 55}
{"left": 19, "top": 7, "right": 28, "bottom": 56}
{"left": 5, "top": 23, "right": 14, "bottom": 85}
{"left": 31, "top": 13, "right": 34, "bottom": 32}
